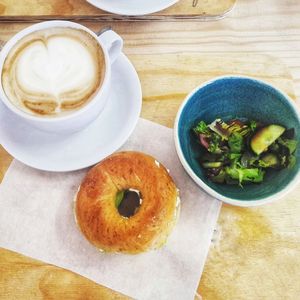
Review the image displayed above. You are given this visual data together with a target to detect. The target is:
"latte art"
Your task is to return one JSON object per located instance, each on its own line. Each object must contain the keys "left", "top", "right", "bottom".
{"left": 2, "top": 27, "right": 105, "bottom": 116}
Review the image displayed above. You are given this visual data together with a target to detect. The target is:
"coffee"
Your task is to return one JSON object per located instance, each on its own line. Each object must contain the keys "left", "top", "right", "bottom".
{"left": 1, "top": 27, "right": 106, "bottom": 117}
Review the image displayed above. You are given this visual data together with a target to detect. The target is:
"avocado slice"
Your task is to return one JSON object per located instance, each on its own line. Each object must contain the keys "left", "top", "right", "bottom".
{"left": 260, "top": 153, "right": 280, "bottom": 168}
{"left": 250, "top": 125, "right": 285, "bottom": 155}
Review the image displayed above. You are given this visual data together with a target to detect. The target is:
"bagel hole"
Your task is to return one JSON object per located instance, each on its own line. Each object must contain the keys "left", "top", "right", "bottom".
{"left": 116, "top": 189, "right": 142, "bottom": 218}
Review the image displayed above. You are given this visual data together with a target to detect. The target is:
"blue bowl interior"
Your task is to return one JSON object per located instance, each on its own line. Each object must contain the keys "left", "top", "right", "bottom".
{"left": 178, "top": 77, "right": 300, "bottom": 201}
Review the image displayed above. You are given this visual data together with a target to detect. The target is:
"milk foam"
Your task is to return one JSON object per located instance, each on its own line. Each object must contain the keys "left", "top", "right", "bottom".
{"left": 18, "top": 37, "right": 96, "bottom": 98}
{"left": 2, "top": 28, "right": 105, "bottom": 116}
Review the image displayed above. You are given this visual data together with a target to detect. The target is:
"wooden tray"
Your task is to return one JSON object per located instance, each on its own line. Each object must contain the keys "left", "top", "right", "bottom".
{"left": 1, "top": 52, "right": 298, "bottom": 299}
{"left": 0, "top": 0, "right": 236, "bottom": 21}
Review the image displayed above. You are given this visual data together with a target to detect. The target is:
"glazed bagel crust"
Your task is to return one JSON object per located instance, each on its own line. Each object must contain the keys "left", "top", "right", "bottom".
{"left": 75, "top": 151, "right": 179, "bottom": 254}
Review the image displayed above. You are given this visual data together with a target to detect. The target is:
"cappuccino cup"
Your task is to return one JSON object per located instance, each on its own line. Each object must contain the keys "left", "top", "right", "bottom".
{"left": 0, "top": 21, "right": 123, "bottom": 134}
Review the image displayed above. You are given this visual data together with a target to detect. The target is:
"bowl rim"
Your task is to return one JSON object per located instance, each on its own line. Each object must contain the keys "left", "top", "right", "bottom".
{"left": 174, "top": 75, "right": 300, "bottom": 207}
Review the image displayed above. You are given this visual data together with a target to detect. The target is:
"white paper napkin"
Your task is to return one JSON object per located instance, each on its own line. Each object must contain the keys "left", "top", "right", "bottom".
{"left": 0, "top": 118, "right": 221, "bottom": 300}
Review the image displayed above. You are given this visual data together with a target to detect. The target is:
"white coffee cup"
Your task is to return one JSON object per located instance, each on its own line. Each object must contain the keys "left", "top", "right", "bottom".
{"left": 0, "top": 21, "right": 123, "bottom": 134}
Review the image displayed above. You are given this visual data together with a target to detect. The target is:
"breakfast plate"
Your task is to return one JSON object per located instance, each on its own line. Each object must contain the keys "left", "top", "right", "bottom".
{"left": 0, "top": 53, "right": 142, "bottom": 172}
{"left": 86, "top": 0, "right": 179, "bottom": 16}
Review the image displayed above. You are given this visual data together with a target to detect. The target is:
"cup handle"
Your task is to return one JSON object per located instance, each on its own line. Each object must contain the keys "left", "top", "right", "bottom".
{"left": 97, "top": 29, "right": 123, "bottom": 65}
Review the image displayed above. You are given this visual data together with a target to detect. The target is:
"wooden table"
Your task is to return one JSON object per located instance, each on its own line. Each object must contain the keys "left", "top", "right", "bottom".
{"left": 1, "top": 0, "right": 300, "bottom": 299}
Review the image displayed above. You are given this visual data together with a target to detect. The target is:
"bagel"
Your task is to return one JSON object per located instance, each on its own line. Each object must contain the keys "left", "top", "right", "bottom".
{"left": 74, "top": 151, "right": 180, "bottom": 254}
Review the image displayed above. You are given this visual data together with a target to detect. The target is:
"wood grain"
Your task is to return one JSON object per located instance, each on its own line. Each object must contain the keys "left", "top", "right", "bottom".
{"left": 0, "top": 145, "right": 12, "bottom": 182}
{"left": 200, "top": 190, "right": 300, "bottom": 300}
{"left": 0, "top": 0, "right": 236, "bottom": 21}
{"left": 0, "top": 248, "right": 130, "bottom": 300}
{"left": 130, "top": 53, "right": 294, "bottom": 127}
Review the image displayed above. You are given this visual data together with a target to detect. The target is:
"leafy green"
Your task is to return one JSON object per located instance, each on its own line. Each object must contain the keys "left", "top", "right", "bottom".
{"left": 257, "top": 160, "right": 270, "bottom": 168}
{"left": 210, "top": 170, "right": 226, "bottom": 183}
{"left": 288, "top": 155, "right": 296, "bottom": 169}
{"left": 269, "top": 142, "right": 280, "bottom": 152}
{"left": 115, "top": 190, "right": 125, "bottom": 208}
{"left": 193, "top": 118, "right": 297, "bottom": 186}
{"left": 208, "top": 119, "right": 230, "bottom": 140}
{"left": 279, "top": 155, "right": 287, "bottom": 168}
{"left": 208, "top": 119, "right": 252, "bottom": 140}
{"left": 228, "top": 132, "right": 243, "bottom": 153}
{"left": 278, "top": 138, "right": 297, "bottom": 154}
{"left": 240, "top": 152, "right": 258, "bottom": 168}
{"left": 258, "top": 153, "right": 279, "bottom": 168}
{"left": 194, "top": 121, "right": 209, "bottom": 134}
{"left": 226, "top": 150, "right": 264, "bottom": 185}
{"left": 250, "top": 120, "right": 257, "bottom": 131}
{"left": 208, "top": 133, "right": 222, "bottom": 154}
{"left": 228, "top": 153, "right": 242, "bottom": 161}
{"left": 225, "top": 166, "right": 265, "bottom": 185}
{"left": 228, "top": 120, "right": 253, "bottom": 136}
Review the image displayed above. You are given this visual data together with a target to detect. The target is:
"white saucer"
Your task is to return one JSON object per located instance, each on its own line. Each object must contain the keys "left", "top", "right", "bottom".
{"left": 0, "top": 53, "right": 142, "bottom": 172}
{"left": 86, "top": 0, "right": 178, "bottom": 16}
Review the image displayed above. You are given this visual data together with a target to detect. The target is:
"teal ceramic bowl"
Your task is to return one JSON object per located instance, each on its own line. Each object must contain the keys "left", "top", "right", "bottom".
{"left": 174, "top": 76, "right": 300, "bottom": 206}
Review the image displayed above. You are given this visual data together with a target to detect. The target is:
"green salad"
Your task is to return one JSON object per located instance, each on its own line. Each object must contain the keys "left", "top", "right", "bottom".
{"left": 193, "top": 118, "right": 297, "bottom": 185}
